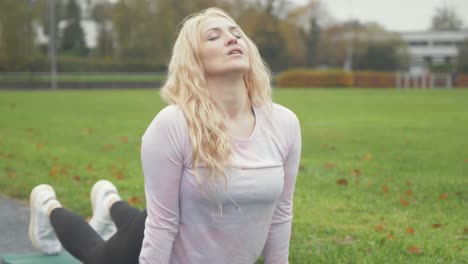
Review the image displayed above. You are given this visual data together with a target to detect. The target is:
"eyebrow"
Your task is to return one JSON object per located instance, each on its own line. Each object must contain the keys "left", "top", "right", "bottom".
{"left": 205, "top": 26, "right": 240, "bottom": 36}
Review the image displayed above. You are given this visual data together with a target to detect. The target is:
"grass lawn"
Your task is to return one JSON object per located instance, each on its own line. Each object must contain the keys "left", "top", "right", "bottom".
{"left": 0, "top": 88, "right": 467, "bottom": 263}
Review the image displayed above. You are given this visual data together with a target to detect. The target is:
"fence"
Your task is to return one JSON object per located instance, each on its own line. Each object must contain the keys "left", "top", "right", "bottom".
{"left": 0, "top": 72, "right": 166, "bottom": 90}
{"left": 396, "top": 73, "right": 453, "bottom": 89}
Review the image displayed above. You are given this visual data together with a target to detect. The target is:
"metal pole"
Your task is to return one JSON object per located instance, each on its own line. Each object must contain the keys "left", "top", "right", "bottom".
{"left": 344, "top": 0, "right": 353, "bottom": 72}
{"left": 49, "top": 0, "right": 57, "bottom": 90}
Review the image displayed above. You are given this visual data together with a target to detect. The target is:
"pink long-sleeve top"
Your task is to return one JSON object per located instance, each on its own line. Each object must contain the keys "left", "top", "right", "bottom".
{"left": 139, "top": 103, "right": 301, "bottom": 264}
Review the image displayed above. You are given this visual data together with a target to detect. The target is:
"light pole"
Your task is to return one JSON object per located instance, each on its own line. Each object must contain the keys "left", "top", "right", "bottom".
{"left": 344, "top": 0, "right": 353, "bottom": 72}
{"left": 48, "top": 0, "right": 57, "bottom": 90}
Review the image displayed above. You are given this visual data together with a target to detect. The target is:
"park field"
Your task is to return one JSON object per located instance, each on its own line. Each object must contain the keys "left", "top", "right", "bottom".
{"left": 0, "top": 88, "right": 467, "bottom": 263}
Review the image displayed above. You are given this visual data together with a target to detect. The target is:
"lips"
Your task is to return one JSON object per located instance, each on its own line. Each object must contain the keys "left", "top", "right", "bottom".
{"left": 227, "top": 48, "right": 243, "bottom": 55}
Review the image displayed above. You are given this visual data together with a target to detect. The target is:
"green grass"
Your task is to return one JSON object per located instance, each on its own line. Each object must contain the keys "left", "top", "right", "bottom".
{"left": 0, "top": 88, "right": 467, "bottom": 263}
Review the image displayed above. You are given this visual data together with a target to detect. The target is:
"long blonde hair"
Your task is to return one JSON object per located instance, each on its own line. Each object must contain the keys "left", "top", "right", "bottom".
{"left": 160, "top": 8, "right": 272, "bottom": 187}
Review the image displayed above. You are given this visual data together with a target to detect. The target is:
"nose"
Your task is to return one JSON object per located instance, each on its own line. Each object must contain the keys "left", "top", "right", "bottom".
{"left": 226, "top": 34, "right": 238, "bottom": 46}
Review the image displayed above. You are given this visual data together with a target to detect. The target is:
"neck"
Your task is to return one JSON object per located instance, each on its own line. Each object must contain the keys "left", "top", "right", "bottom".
{"left": 205, "top": 73, "right": 251, "bottom": 120}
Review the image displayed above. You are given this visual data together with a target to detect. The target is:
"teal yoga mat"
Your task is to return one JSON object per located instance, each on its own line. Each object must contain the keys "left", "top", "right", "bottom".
{"left": 1, "top": 252, "right": 80, "bottom": 264}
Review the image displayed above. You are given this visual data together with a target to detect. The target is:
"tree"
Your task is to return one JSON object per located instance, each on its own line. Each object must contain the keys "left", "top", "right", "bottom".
{"left": 0, "top": 0, "right": 39, "bottom": 70}
{"left": 320, "top": 21, "right": 409, "bottom": 71}
{"left": 305, "top": 16, "right": 320, "bottom": 67}
{"left": 431, "top": 5, "right": 463, "bottom": 31}
{"left": 284, "top": 0, "right": 329, "bottom": 68}
{"left": 458, "top": 39, "right": 468, "bottom": 73}
{"left": 61, "top": 0, "right": 88, "bottom": 55}
{"left": 91, "top": 0, "right": 115, "bottom": 58}
{"left": 237, "top": 8, "right": 287, "bottom": 71}
{"left": 353, "top": 42, "right": 402, "bottom": 71}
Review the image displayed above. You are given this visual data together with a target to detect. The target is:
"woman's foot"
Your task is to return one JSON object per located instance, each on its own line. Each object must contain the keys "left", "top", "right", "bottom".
{"left": 28, "top": 184, "right": 62, "bottom": 255}
{"left": 88, "top": 180, "right": 121, "bottom": 240}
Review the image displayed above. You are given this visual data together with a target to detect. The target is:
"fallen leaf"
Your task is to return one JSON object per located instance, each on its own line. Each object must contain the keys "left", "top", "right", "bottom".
{"left": 100, "top": 144, "right": 115, "bottom": 152}
{"left": 464, "top": 159, "right": 468, "bottom": 163}
{"left": 405, "top": 189, "right": 413, "bottom": 196}
{"left": 324, "top": 162, "right": 335, "bottom": 169}
{"left": 407, "top": 245, "right": 421, "bottom": 254}
{"left": 8, "top": 172, "right": 17, "bottom": 179}
{"left": 351, "top": 169, "right": 361, "bottom": 176}
{"left": 400, "top": 199, "right": 409, "bottom": 206}
{"left": 386, "top": 234, "right": 394, "bottom": 240}
{"left": 439, "top": 193, "right": 448, "bottom": 200}
{"left": 82, "top": 128, "right": 92, "bottom": 136}
{"left": 375, "top": 223, "right": 384, "bottom": 232}
{"left": 49, "top": 165, "right": 59, "bottom": 177}
{"left": 363, "top": 154, "right": 373, "bottom": 161}
{"left": 320, "top": 144, "right": 336, "bottom": 150}
{"left": 36, "top": 143, "right": 44, "bottom": 150}
{"left": 60, "top": 165, "right": 72, "bottom": 176}
{"left": 128, "top": 196, "right": 142, "bottom": 206}
{"left": 337, "top": 178, "right": 348, "bottom": 186}
{"left": 464, "top": 228, "right": 468, "bottom": 235}
{"left": 119, "top": 136, "right": 128, "bottom": 143}
{"left": 432, "top": 224, "right": 442, "bottom": 229}
{"left": 405, "top": 180, "right": 412, "bottom": 186}
{"left": 406, "top": 227, "right": 415, "bottom": 235}
{"left": 381, "top": 185, "right": 389, "bottom": 194}
{"left": 112, "top": 170, "right": 125, "bottom": 180}
{"left": 299, "top": 164, "right": 305, "bottom": 171}
{"left": 86, "top": 164, "right": 94, "bottom": 172}
{"left": 0, "top": 153, "right": 13, "bottom": 160}
{"left": 72, "top": 175, "right": 81, "bottom": 182}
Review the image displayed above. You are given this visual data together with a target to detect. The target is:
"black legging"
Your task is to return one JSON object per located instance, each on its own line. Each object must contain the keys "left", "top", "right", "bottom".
{"left": 50, "top": 201, "right": 147, "bottom": 264}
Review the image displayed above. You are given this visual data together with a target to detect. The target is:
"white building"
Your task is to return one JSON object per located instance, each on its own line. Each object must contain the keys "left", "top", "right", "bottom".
{"left": 400, "top": 30, "right": 468, "bottom": 73}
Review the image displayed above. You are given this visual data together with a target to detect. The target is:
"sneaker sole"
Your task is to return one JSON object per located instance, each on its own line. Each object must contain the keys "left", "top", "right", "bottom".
{"left": 28, "top": 184, "right": 55, "bottom": 251}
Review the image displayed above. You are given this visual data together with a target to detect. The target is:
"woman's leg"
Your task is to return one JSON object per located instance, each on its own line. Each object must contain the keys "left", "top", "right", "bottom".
{"left": 30, "top": 183, "right": 147, "bottom": 264}
{"left": 101, "top": 205, "right": 147, "bottom": 263}
{"left": 50, "top": 202, "right": 147, "bottom": 264}
{"left": 49, "top": 208, "right": 106, "bottom": 263}
{"left": 109, "top": 201, "right": 143, "bottom": 230}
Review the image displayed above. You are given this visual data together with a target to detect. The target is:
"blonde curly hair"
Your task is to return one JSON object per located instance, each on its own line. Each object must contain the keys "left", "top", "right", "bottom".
{"left": 160, "top": 7, "right": 272, "bottom": 187}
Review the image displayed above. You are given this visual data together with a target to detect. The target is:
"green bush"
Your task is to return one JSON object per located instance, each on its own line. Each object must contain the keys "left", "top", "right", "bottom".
{"left": 455, "top": 74, "right": 468, "bottom": 87}
{"left": 276, "top": 69, "right": 353, "bottom": 88}
{"left": 352, "top": 71, "right": 396, "bottom": 88}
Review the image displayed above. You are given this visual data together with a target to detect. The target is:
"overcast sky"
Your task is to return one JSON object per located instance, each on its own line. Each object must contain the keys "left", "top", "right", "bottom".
{"left": 292, "top": 0, "right": 468, "bottom": 32}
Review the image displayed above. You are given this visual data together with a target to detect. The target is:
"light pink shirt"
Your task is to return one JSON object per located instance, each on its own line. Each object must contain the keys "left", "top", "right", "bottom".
{"left": 139, "top": 103, "right": 301, "bottom": 264}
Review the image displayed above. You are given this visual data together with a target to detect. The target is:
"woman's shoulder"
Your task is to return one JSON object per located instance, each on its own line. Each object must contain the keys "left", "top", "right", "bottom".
{"left": 258, "top": 102, "right": 299, "bottom": 124}
{"left": 150, "top": 104, "right": 188, "bottom": 125}
{"left": 142, "top": 104, "right": 188, "bottom": 139}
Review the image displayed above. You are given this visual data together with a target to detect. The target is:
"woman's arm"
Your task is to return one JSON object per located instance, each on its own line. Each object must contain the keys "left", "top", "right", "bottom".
{"left": 139, "top": 107, "right": 187, "bottom": 264}
{"left": 262, "top": 113, "right": 302, "bottom": 264}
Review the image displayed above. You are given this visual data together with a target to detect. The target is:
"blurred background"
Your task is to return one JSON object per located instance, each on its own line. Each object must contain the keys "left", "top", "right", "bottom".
{"left": 0, "top": 0, "right": 467, "bottom": 89}
{"left": 1, "top": 2, "right": 467, "bottom": 261}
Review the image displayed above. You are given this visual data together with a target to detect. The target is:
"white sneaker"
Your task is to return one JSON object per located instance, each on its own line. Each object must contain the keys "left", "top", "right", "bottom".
{"left": 88, "top": 180, "right": 121, "bottom": 240}
{"left": 28, "top": 184, "right": 62, "bottom": 255}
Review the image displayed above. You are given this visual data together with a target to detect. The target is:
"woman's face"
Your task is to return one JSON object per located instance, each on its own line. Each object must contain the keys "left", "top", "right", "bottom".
{"left": 199, "top": 16, "right": 250, "bottom": 77}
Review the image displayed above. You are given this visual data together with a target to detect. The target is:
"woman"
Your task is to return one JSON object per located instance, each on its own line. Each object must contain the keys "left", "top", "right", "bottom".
{"left": 28, "top": 7, "right": 301, "bottom": 264}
